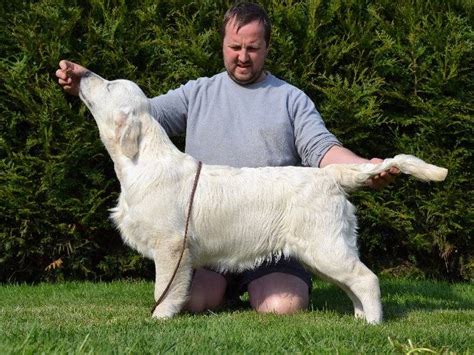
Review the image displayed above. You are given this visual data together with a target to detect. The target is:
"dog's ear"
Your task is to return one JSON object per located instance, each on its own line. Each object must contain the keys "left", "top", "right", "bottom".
{"left": 114, "top": 108, "right": 141, "bottom": 159}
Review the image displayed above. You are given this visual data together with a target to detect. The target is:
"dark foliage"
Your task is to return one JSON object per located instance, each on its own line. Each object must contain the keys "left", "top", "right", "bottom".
{"left": 1, "top": 0, "right": 472, "bottom": 282}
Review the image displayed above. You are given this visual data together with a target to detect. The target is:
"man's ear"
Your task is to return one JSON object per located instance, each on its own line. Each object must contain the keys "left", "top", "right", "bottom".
{"left": 114, "top": 108, "right": 141, "bottom": 159}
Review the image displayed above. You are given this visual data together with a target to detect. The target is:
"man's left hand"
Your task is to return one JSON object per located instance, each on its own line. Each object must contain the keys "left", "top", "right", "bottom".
{"left": 365, "top": 158, "right": 400, "bottom": 189}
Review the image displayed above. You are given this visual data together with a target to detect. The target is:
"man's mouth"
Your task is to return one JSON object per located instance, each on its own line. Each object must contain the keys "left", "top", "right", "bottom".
{"left": 236, "top": 66, "right": 251, "bottom": 74}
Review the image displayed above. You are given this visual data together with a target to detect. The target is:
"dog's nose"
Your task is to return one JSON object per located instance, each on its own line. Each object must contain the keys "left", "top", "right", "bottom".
{"left": 82, "top": 70, "right": 93, "bottom": 78}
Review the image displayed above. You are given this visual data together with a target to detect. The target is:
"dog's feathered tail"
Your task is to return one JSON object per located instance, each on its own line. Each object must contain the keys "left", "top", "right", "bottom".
{"left": 325, "top": 154, "right": 448, "bottom": 191}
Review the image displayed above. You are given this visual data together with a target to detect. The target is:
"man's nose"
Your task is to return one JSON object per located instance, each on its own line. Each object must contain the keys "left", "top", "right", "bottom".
{"left": 238, "top": 48, "right": 250, "bottom": 63}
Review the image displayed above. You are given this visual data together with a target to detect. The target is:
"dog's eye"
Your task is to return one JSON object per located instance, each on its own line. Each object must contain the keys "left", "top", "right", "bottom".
{"left": 106, "top": 83, "right": 111, "bottom": 92}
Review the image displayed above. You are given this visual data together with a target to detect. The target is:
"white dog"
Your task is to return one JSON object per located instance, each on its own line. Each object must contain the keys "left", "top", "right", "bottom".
{"left": 78, "top": 71, "right": 447, "bottom": 324}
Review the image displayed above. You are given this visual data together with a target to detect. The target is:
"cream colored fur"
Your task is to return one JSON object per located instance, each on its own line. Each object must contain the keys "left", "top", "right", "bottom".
{"left": 78, "top": 72, "right": 448, "bottom": 324}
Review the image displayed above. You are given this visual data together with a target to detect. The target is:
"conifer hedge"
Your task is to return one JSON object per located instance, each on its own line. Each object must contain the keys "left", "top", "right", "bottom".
{"left": 1, "top": 0, "right": 472, "bottom": 282}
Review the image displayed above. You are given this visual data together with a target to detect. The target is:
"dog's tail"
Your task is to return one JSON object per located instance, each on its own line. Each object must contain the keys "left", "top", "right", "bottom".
{"left": 324, "top": 154, "right": 448, "bottom": 191}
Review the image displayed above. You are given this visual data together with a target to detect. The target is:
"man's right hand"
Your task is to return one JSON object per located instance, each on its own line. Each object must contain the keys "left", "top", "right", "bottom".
{"left": 55, "top": 60, "right": 89, "bottom": 96}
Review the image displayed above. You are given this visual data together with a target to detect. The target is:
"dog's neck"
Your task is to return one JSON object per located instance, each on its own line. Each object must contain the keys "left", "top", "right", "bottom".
{"left": 140, "top": 113, "right": 191, "bottom": 163}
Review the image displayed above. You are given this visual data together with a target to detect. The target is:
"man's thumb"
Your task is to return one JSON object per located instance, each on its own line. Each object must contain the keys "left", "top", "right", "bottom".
{"left": 59, "top": 60, "right": 73, "bottom": 72}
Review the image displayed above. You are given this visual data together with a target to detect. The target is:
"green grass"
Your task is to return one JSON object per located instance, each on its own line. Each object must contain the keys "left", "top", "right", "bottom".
{"left": 0, "top": 279, "right": 472, "bottom": 354}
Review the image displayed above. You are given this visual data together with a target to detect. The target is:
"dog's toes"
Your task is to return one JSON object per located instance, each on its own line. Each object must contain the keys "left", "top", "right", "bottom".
{"left": 365, "top": 315, "right": 383, "bottom": 325}
{"left": 151, "top": 298, "right": 184, "bottom": 319}
{"left": 151, "top": 308, "right": 176, "bottom": 320}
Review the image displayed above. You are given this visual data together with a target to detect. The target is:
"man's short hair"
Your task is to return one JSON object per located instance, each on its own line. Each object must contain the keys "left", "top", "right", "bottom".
{"left": 221, "top": 2, "right": 271, "bottom": 47}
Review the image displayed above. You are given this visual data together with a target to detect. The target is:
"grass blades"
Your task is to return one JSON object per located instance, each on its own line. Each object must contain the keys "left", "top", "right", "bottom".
{"left": 0, "top": 279, "right": 472, "bottom": 353}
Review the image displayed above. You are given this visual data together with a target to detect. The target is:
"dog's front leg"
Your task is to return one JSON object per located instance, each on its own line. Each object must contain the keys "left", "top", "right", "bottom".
{"left": 151, "top": 239, "right": 193, "bottom": 319}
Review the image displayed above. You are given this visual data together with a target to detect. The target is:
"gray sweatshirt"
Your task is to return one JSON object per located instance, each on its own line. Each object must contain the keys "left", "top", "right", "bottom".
{"left": 149, "top": 71, "right": 340, "bottom": 168}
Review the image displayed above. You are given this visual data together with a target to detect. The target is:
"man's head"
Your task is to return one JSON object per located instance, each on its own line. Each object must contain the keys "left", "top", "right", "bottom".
{"left": 221, "top": 2, "right": 271, "bottom": 85}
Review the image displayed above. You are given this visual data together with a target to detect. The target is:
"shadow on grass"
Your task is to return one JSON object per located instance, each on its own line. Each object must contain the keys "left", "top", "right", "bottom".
{"left": 381, "top": 278, "right": 474, "bottom": 321}
{"left": 308, "top": 278, "right": 473, "bottom": 321}
{"left": 196, "top": 278, "right": 472, "bottom": 323}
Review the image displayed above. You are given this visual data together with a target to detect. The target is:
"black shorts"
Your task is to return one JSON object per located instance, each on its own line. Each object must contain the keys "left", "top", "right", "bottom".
{"left": 220, "top": 256, "right": 312, "bottom": 300}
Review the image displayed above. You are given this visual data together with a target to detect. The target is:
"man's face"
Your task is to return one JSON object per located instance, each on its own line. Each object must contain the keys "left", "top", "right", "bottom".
{"left": 223, "top": 18, "right": 269, "bottom": 85}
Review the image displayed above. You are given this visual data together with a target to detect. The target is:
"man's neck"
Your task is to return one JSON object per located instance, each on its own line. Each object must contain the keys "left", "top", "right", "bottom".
{"left": 228, "top": 70, "right": 267, "bottom": 86}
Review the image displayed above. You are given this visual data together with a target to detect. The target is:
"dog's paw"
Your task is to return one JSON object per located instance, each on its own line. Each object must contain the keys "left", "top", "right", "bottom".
{"left": 365, "top": 314, "right": 383, "bottom": 325}
{"left": 151, "top": 305, "right": 179, "bottom": 320}
{"left": 354, "top": 309, "right": 365, "bottom": 320}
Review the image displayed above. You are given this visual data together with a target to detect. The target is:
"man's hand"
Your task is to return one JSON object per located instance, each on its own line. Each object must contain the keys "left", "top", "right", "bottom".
{"left": 55, "top": 60, "right": 89, "bottom": 96}
{"left": 320, "top": 146, "right": 399, "bottom": 189}
{"left": 365, "top": 158, "right": 400, "bottom": 189}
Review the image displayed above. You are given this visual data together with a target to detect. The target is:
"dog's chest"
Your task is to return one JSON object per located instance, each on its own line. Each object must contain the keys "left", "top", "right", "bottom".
{"left": 110, "top": 198, "right": 156, "bottom": 259}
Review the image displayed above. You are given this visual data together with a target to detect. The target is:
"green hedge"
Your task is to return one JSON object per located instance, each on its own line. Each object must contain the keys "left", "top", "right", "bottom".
{"left": 1, "top": 0, "right": 472, "bottom": 282}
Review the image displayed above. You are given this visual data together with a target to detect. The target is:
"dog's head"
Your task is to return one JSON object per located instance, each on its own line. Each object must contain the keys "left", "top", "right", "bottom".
{"left": 79, "top": 72, "right": 148, "bottom": 160}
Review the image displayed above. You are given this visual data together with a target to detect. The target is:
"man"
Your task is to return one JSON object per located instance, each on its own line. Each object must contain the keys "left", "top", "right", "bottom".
{"left": 56, "top": 2, "right": 397, "bottom": 315}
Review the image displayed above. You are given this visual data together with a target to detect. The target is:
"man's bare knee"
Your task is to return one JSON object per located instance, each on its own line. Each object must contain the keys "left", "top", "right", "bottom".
{"left": 251, "top": 293, "right": 308, "bottom": 314}
{"left": 183, "top": 268, "right": 227, "bottom": 313}
{"left": 248, "top": 272, "right": 309, "bottom": 315}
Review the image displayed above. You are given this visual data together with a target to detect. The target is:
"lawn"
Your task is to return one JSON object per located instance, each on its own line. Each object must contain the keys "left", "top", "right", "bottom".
{"left": 0, "top": 279, "right": 472, "bottom": 354}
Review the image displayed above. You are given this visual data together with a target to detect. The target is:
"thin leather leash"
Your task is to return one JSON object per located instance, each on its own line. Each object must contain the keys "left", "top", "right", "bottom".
{"left": 151, "top": 160, "right": 203, "bottom": 315}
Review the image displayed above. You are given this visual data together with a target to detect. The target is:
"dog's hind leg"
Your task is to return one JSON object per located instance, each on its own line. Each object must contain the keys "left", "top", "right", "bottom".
{"left": 344, "top": 262, "right": 382, "bottom": 324}
{"left": 337, "top": 283, "right": 365, "bottom": 319}
{"left": 299, "top": 245, "right": 382, "bottom": 324}
{"left": 151, "top": 238, "right": 193, "bottom": 319}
